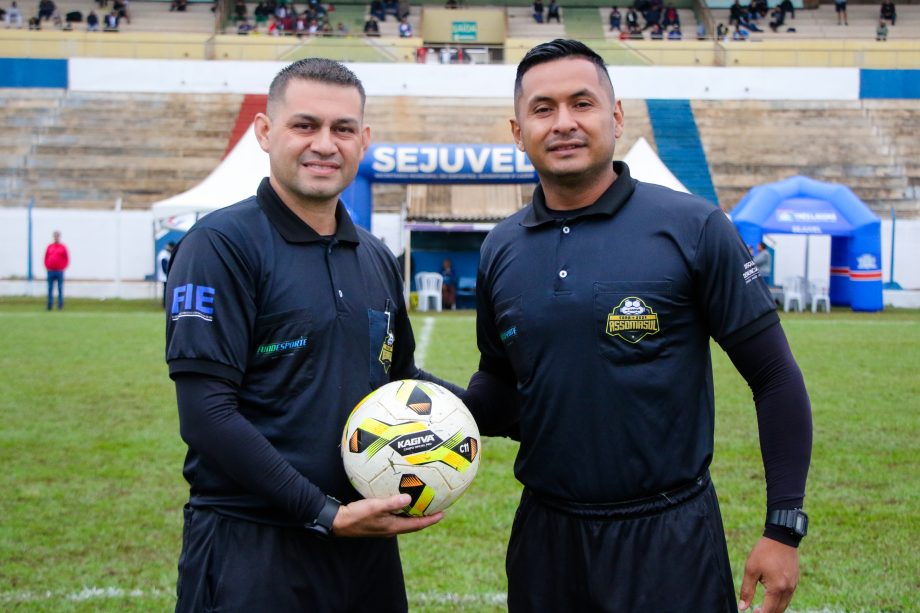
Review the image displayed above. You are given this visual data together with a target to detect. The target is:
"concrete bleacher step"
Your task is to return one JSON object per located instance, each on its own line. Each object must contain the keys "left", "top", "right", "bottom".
{"left": 1, "top": 89, "right": 239, "bottom": 209}
{"left": 507, "top": 6, "right": 566, "bottom": 38}
{"left": 8, "top": 0, "right": 217, "bottom": 33}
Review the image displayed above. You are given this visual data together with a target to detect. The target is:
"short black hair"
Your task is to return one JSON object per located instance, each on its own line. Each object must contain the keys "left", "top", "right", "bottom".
{"left": 514, "top": 39, "right": 615, "bottom": 106}
{"left": 267, "top": 58, "right": 366, "bottom": 115}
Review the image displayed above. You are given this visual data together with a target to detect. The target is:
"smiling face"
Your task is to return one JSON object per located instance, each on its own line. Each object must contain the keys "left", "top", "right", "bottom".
{"left": 254, "top": 78, "right": 370, "bottom": 212}
{"left": 511, "top": 57, "right": 623, "bottom": 192}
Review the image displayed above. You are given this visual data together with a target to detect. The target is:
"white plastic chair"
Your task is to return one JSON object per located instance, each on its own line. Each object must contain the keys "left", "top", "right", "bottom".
{"left": 782, "top": 277, "right": 805, "bottom": 312}
{"left": 810, "top": 280, "right": 830, "bottom": 313}
{"left": 415, "top": 272, "right": 443, "bottom": 312}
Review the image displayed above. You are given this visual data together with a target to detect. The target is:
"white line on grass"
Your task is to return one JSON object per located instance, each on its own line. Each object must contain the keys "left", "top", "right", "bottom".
{"left": 782, "top": 319, "right": 918, "bottom": 326}
{"left": 0, "top": 588, "right": 887, "bottom": 612}
{"left": 0, "top": 587, "right": 173, "bottom": 603}
{"left": 0, "top": 312, "right": 158, "bottom": 318}
{"left": 414, "top": 316, "right": 435, "bottom": 369}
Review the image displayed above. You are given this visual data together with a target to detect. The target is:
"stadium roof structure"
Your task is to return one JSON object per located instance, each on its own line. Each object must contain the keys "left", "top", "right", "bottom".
{"left": 731, "top": 175, "right": 883, "bottom": 312}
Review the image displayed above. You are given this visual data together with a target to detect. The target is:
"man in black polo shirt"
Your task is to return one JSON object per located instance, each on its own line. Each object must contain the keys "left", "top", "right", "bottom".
{"left": 165, "top": 59, "right": 455, "bottom": 612}
{"left": 465, "top": 40, "right": 812, "bottom": 612}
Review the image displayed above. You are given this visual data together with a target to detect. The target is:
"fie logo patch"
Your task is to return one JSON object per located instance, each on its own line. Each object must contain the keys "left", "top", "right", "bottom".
{"left": 171, "top": 284, "right": 216, "bottom": 322}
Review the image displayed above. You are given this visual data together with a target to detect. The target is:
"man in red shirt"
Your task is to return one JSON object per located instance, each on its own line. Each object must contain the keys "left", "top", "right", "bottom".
{"left": 44, "top": 231, "right": 69, "bottom": 310}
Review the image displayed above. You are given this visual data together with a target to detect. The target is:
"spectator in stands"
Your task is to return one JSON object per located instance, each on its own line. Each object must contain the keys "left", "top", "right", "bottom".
{"left": 533, "top": 0, "right": 544, "bottom": 23}
{"left": 114, "top": 0, "right": 129, "bottom": 22}
{"left": 716, "top": 21, "right": 728, "bottom": 38}
{"left": 625, "top": 6, "right": 639, "bottom": 31}
{"left": 741, "top": 11, "right": 762, "bottom": 31}
{"left": 667, "top": 23, "right": 681, "bottom": 38}
{"left": 398, "top": 16, "right": 412, "bottom": 36}
{"left": 642, "top": 1, "right": 660, "bottom": 30}
{"left": 237, "top": 17, "right": 255, "bottom": 33}
{"left": 649, "top": 21, "right": 663, "bottom": 38}
{"left": 608, "top": 6, "right": 621, "bottom": 30}
{"left": 696, "top": 21, "right": 705, "bottom": 38}
{"left": 661, "top": 2, "right": 678, "bottom": 27}
{"left": 880, "top": 0, "right": 895, "bottom": 25}
{"left": 363, "top": 14, "right": 379, "bottom": 35}
{"left": 266, "top": 15, "right": 281, "bottom": 34}
{"left": 336, "top": 20, "right": 348, "bottom": 34}
{"left": 86, "top": 8, "right": 98, "bottom": 29}
{"left": 547, "top": 0, "right": 561, "bottom": 22}
{"left": 750, "top": 0, "right": 768, "bottom": 18}
{"left": 103, "top": 9, "right": 118, "bottom": 28}
{"left": 769, "top": 5, "right": 785, "bottom": 31}
{"left": 732, "top": 22, "right": 748, "bottom": 38}
{"left": 369, "top": 0, "right": 385, "bottom": 21}
{"left": 729, "top": 0, "right": 743, "bottom": 25}
{"left": 44, "top": 231, "right": 69, "bottom": 310}
{"left": 445, "top": 0, "right": 458, "bottom": 8}
{"left": 876, "top": 19, "right": 888, "bottom": 39}
{"left": 6, "top": 1, "right": 22, "bottom": 27}
{"left": 38, "top": 0, "right": 55, "bottom": 21}
{"left": 253, "top": 1, "right": 268, "bottom": 26}
{"left": 234, "top": 0, "right": 247, "bottom": 20}
{"left": 774, "top": 0, "right": 792, "bottom": 19}
{"left": 383, "top": 0, "right": 398, "bottom": 17}
{"left": 835, "top": 0, "right": 847, "bottom": 25}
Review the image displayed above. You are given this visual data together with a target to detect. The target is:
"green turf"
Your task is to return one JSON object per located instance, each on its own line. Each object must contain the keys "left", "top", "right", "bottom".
{"left": 0, "top": 299, "right": 917, "bottom": 611}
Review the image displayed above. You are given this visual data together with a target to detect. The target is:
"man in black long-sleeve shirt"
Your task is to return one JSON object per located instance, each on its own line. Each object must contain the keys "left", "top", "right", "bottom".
{"left": 165, "top": 58, "right": 457, "bottom": 613}
{"left": 462, "top": 39, "right": 812, "bottom": 613}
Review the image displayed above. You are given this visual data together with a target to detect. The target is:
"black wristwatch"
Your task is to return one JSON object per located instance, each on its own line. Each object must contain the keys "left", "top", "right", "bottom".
{"left": 305, "top": 495, "right": 341, "bottom": 537}
{"left": 766, "top": 508, "right": 809, "bottom": 538}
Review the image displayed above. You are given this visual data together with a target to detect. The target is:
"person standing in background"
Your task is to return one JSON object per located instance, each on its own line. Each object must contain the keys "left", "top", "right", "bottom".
{"left": 44, "top": 230, "right": 69, "bottom": 311}
{"left": 157, "top": 241, "right": 176, "bottom": 308}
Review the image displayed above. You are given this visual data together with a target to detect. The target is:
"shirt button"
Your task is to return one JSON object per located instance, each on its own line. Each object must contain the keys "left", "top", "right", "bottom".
{"left": 558, "top": 270, "right": 568, "bottom": 279}
{"left": 338, "top": 290, "right": 343, "bottom": 298}
{"left": 562, "top": 226, "right": 570, "bottom": 234}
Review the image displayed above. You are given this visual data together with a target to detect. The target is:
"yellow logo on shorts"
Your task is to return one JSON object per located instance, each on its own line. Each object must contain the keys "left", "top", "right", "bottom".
{"left": 606, "top": 297, "right": 660, "bottom": 344}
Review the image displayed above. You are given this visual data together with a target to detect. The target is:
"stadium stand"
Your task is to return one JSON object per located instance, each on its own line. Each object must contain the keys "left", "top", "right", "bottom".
{"left": 9, "top": 0, "right": 217, "bottom": 33}
{"left": 0, "top": 88, "right": 240, "bottom": 209}
{"left": 693, "top": 99, "right": 920, "bottom": 216}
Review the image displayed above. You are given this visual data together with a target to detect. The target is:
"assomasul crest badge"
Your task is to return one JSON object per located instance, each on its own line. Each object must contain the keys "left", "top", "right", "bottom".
{"left": 606, "top": 297, "right": 660, "bottom": 344}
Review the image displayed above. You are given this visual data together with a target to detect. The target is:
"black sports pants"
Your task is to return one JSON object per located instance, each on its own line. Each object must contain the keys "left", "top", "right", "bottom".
{"left": 507, "top": 475, "right": 738, "bottom": 612}
{"left": 175, "top": 506, "right": 408, "bottom": 613}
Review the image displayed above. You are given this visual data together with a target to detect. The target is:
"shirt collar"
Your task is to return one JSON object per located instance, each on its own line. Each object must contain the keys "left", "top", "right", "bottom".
{"left": 521, "top": 161, "right": 637, "bottom": 227}
{"left": 256, "top": 177, "right": 361, "bottom": 244}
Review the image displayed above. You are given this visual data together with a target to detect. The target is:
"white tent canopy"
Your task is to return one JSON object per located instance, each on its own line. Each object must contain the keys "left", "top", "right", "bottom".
{"left": 152, "top": 127, "right": 269, "bottom": 222}
{"left": 622, "top": 136, "right": 689, "bottom": 194}
{"left": 150, "top": 131, "right": 687, "bottom": 222}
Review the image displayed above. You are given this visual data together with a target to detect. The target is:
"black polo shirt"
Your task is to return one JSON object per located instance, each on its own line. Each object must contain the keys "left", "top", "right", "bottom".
{"left": 166, "top": 178, "right": 417, "bottom": 522}
{"left": 476, "top": 162, "right": 778, "bottom": 503}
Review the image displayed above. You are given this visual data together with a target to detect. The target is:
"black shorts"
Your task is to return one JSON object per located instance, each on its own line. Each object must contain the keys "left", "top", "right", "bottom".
{"left": 175, "top": 505, "right": 408, "bottom": 613}
{"left": 835, "top": 1, "right": 846, "bottom": 12}
{"left": 506, "top": 475, "right": 737, "bottom": 612}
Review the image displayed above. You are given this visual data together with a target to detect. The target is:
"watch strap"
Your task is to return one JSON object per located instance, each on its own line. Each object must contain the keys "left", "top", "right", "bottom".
{"left": 305, "top": 495, "right": 341, "bottom": 537}
{"left": 766, "top": 508, "right": 808, "bottom": 537}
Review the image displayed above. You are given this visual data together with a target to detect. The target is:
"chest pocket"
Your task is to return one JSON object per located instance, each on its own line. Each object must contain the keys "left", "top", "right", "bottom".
{"left": 595, "top": 282, "right": 671, "bottom": 365}
{"left": 494, "top": 295, "right": 534, "bottom": 384}
{"left": 368, "top": 308, "right": 393, "bottom": 389}
{"left": 246, "top": 308, "right": 314, "bottom": 400}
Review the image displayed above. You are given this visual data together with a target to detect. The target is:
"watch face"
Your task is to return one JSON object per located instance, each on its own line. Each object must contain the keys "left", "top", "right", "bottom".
{"left": 793, "top": 512, "right": 808, "bottom": 536}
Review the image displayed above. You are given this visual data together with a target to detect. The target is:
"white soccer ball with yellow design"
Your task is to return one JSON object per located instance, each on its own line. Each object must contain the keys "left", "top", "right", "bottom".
{"left": 341, "top": 380, "right": 481, "bottom": 516}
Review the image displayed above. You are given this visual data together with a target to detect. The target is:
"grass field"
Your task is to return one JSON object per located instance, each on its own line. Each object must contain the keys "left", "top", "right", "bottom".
{"left": 1, "top": 298, "right": 918, "bottom": 612}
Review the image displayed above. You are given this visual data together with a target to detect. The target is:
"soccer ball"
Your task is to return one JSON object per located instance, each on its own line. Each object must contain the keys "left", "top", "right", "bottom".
{"left": 341, "top": 380, "right": 481, "bottom": 516}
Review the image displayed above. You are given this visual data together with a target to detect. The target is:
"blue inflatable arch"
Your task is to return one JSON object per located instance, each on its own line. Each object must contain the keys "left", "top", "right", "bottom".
{"left": 731, "top": 176, "right": 883, "bottom": 312}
